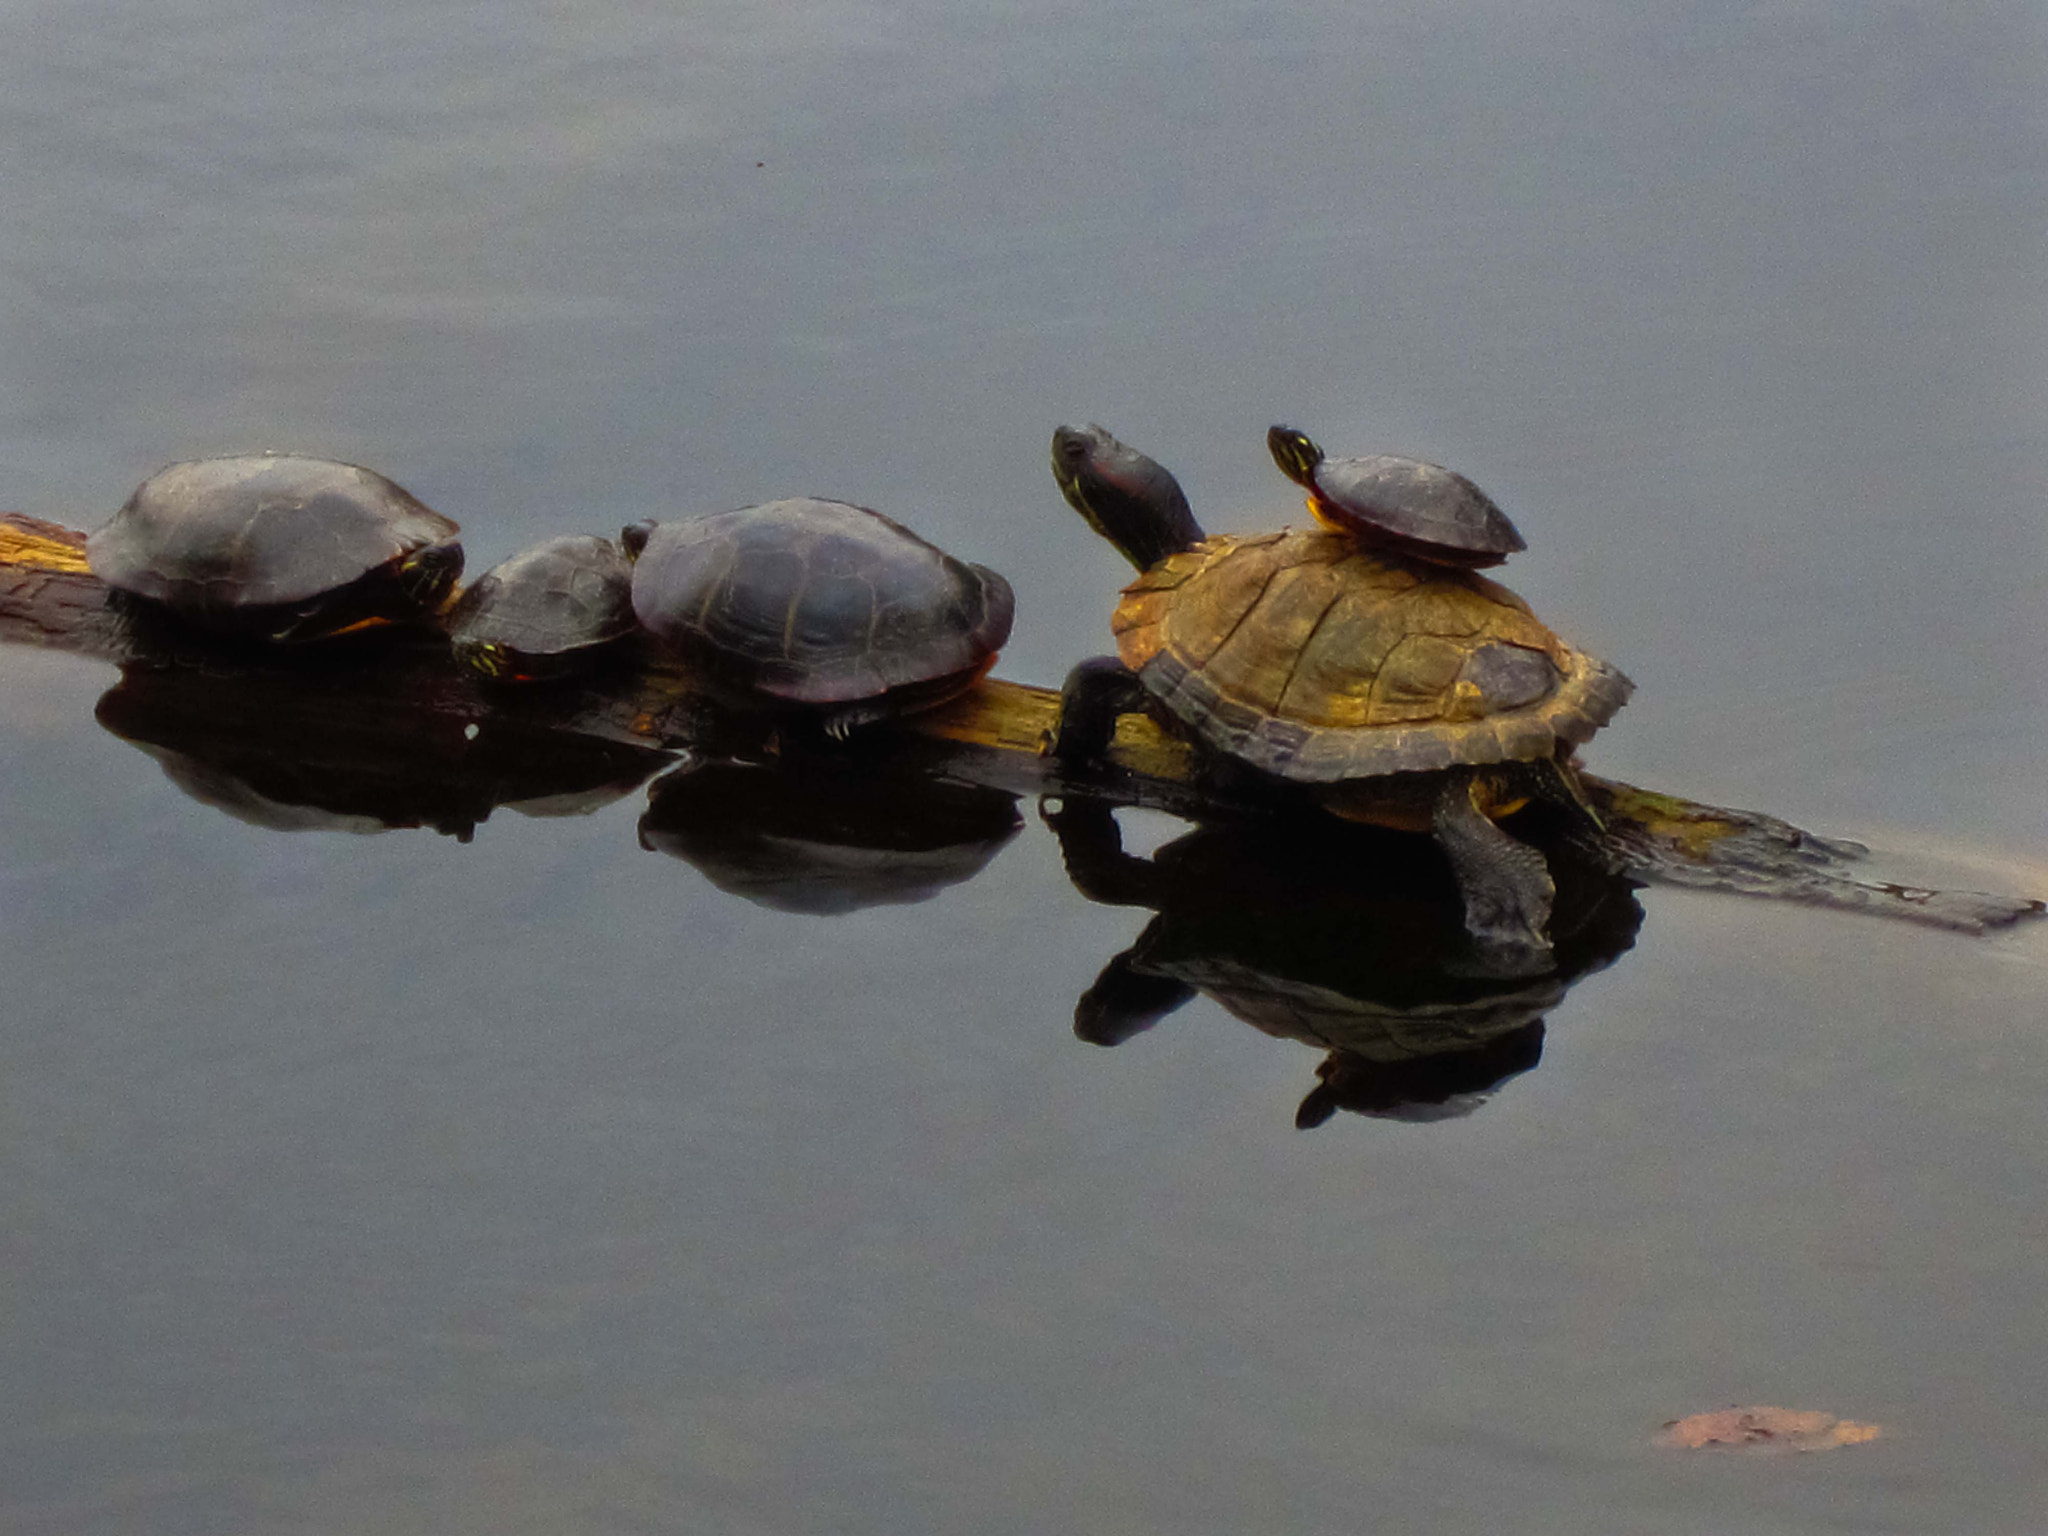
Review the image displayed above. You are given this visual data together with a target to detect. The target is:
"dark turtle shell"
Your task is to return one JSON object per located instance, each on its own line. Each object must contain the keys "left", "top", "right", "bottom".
{"left": 87, "top": 454, "right": 464, "bottom": 640}
{"left": 624, "top": 497, "right": 1014, "bottom": 725}
{"left": 446, "top": 534, "right": 636, "bottom": 681}
{"left": 1267, "top": 425, "right": 1526, "bottom": 568}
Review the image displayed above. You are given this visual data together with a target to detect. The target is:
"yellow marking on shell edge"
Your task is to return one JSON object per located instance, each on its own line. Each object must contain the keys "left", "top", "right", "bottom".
{"left": 0, "top": 524, "right": 92, "bottom": 573}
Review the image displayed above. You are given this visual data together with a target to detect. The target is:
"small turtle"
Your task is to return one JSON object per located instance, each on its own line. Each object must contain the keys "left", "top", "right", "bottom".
{"left": 87, "top": 453, "right": 463, "bottom": 640}
{"left": 1266, "top": 424, "right": 1526, "bottom": 568}
{"left": 446, "top": 534, "right": 636, "bottom": 682}
{"left": 623, "top": 497, "right": 1013, "bottom": 733}
{"left": 1050, "top": 425, "right": 1631, "bottom": 959}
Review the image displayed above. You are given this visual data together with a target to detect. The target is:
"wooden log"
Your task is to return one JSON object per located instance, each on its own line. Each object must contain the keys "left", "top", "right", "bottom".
{"left": 2, "top": 512, "right": 2040, "bottom": 931}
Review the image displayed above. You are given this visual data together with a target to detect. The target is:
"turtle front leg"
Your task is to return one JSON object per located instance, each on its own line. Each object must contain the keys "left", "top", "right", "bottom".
{"left": 1432, "top": 770, "right": 1557, "bottom": 965}
{"left": 1050, "top": 655, "right": 1151, "bottom": 765}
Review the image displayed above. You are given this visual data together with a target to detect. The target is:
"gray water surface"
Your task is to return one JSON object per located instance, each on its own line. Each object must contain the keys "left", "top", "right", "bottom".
{"left": 5, "top": 4, "right": 2048, "bottom": 1532}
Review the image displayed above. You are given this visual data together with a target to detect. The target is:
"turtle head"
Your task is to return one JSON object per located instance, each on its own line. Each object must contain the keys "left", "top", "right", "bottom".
{"left": 398, "top": 539, "right": 465, "bottom": 612}
{"left": 1266, "top": 425, "right": 1326, "bottom": 490}
{"left": 1050, "top": 424, "right": 1204, "bottom": 572}
{"left": 619, "top": 520, "right": 657, "bottom": 560}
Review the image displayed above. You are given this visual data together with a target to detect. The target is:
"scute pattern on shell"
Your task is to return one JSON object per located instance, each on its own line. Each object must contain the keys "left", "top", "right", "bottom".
{"left": 1112, "top": 528, "right": 1631, "bottom": 782}
{"left": 630, "top": 498, "right": 1014, "bottom": 708}
{"left": 88, "top": 455, "right": 459, "bottom": 611}
{"left": 450, "top": 534, "right": 635, "bottom": 658}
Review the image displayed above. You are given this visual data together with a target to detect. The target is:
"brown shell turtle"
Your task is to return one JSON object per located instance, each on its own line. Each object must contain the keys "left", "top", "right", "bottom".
{"left": 1266, "top": 424, "right": 1526, "bottom": 568}
{"left": 87, "top": 453, "right": 464, "bottom": 641}
{"left": 1049, "top": 424, "right": 1631, "bottom": 959}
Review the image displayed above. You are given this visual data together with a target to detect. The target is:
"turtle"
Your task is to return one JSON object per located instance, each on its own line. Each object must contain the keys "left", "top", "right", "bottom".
{"left": 1266, "top": 424, "right": 1526, "bottom": 568}
{"left": 1049, "top": 424, "right": 1632, "bottom": 959}
{"left": 622, "top": 497, "right": 1014, "bottom": 733}
{"left": 446, "top": 533, "right": 637, "bottom": 682}
{"left": 86, "top": 453, "right": 464, "bottom": 641}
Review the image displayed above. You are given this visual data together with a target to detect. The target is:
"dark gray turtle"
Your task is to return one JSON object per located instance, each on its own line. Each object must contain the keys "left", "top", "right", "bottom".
{"left": 1267, "top": 424, "right": 1526, "bottom": 568}
{"left": 86, "top": 453, "right": 463, "bottom": 640}
{"left": 622, "top": 497, "right": 1013, "bottom": 732}
{"left": 446, "top": 534, "right": 636, "bottom": 682}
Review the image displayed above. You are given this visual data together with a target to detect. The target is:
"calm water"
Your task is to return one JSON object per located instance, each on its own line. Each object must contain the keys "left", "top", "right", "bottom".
{"left": 5, "top": 3, "right": 2048, "bottom": 1531}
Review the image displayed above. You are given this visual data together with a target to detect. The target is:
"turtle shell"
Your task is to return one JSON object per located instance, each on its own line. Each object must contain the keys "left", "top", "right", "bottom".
{"left": 447, "top": 534, "right": 636, "bottom": 681}
{"left": 87, "top": 454, "right": 463, "bottom": 638}
{"left": 628, "top": 498, "right": 1014, "bottom": 721}
{"left": 1112, "top": 528, "right": 1630, "bottom": 783}
{"left": 1268, "top": 427, "right": 1526, "bottom": 568}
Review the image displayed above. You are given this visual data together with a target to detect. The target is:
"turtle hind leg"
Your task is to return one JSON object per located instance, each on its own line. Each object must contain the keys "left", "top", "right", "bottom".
{"left": 1432, "top": 771, "right": 1556, "bottom": 965}
{"left": 1051, "top": 655, "right": 1150, "bottom": 765}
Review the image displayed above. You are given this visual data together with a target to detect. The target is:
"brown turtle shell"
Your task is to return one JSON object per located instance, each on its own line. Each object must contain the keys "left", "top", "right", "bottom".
{"left": 1112, "top": 528, "right": 1630, "bottom": 783}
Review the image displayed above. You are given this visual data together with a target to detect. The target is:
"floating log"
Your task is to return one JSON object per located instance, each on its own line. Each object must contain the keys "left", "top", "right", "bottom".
{"left": 2, "top": 511, "right": 2039, "bottom": 932}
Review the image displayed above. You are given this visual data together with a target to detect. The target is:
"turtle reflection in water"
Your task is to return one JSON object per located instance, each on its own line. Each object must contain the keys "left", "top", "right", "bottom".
{"left": 94, "top": 662, "right": 668, "bottom": 839}
{"left": 1042, "top": 796, "right": 1642, "bottom": 1126}
{"left": 639, "top": 757, "right": 1023, "bottom": 915}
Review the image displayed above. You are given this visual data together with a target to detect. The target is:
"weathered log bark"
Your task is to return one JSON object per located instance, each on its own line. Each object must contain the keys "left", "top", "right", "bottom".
{"left": 3, "top": 512, "right": 2039, "bottom": 931}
